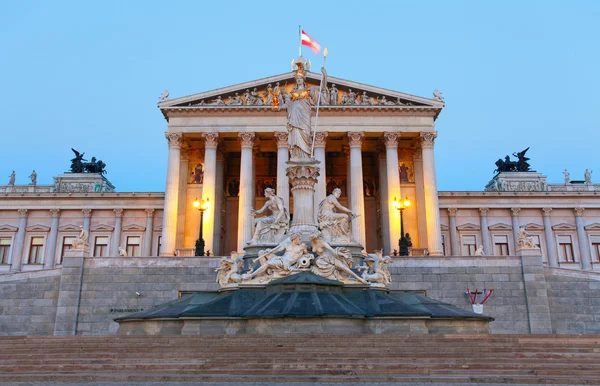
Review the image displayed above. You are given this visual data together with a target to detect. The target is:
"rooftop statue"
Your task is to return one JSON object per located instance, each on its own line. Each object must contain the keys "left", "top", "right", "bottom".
{"left": 70, "top": 149, "right": 107, "bottom": 174}
{"left": 494, "top": 147, "right": 531, "bottom": 173}
{"left": 584, "top": 169, "right": 593, "bottom": 184}
{"left": 7, "top": 171, "right": 15, "bottom": 186}
{"left": 28, "top": 170, "right": 37, "bottom": 185}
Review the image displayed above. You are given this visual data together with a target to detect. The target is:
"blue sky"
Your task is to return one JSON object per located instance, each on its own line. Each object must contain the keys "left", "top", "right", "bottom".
{"left": 1, "top": 1, "right": 598, "bottom": 191}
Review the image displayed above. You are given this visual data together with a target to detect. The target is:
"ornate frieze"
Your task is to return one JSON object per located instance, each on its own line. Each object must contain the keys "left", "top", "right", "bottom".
{"left": 238, "top": 132, "right": 256, "bottom": 148}
{"left": 165, "top": 132, "right": 183, "bottom": 149}
{"left": 347, "top": 131, "right": 365, "bottom": 148}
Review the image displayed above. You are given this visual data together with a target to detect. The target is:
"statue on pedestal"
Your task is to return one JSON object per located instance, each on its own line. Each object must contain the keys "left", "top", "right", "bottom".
{"left": 317, "top": 188, "right": 357, "bottom": 243}
{"left": 584, "top": 169, "right": 593, "bottom": 184}
{"left": 517, "top": 226, "right": 538, "bottom": 249}
{"left": 28, "top": 170, "right": 37, "bottom": 185}
{"left": 243, "top": 233, "right": 309, "bottom": 281}
{"left": 248, "top": 188, "right": 290, "bottom": 245}
{"left": 71, "top": 226, "right": 89, "bottom": 250}
{"left": 309, "top": 232, "right": 367, "bottom": 284}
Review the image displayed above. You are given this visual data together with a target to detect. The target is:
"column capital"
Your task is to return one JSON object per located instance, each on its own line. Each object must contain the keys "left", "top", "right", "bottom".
{"left": 274, "top": 131, "right": 289, "bottom": 148}
{"left": 510, "top": 207, "right": 521, "bottom": 217}
{"left": 574, "top": 207, "right": 585, "bottom": 217}
{"left": 113, "top": 208, "right": 124, "bottom": 218}
{"left": 479, "top": 207, "right": 489, "bottom": 216}
{"left": 17, "top": 209, "right": 28, "bottom": 218}
{"left": 165, "top": 132, "right": 183, "bottom": 148}
{"left": 313, "top": 131, "right": 328, "bottom": 148}
{"left": 542, "top": 207, "right": 552, "bottom": 216}
{"left": 50, "top": 209, "right": 60, "bottom": 218}
{"left": 145, "top": 208, "right": 155, "bottom": 218}
{"left": 347, "top": 131, "right": 365, "bottom": 148}
{"left": 82, "top": 209, "right": 92, "bottom": 218}
{"left": 447, "top": 208, "right": 457, "bottom": 217}
{"left": 419, "top": 132, "right": 438, "bottom": 149}
{"left": 382, "top": 132, "right": 400, "bottom": 148}
{"left": 202, "top": 132, "right": 219, "bottom": 149}
{"left": 238, "top": 132, "right": 256, "bottom": 148}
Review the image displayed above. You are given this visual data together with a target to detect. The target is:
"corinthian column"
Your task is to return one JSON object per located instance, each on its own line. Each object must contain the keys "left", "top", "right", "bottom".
{"left": 10, "top": 209, "right": 28, "bottom": 272}
{"left": 542, "top": 208, "right": 559, "bottom": 267}
{"left": 510, "top": 208, "right": 521, "bottom": 254}
{"left": 202, "top": 132, "right": 219, "bottom": 254}
{"left": 383, "top": 132, "right": 401, "bottom": 254}
{"left": 348, "top": 132, "right": 366, "bottom": 248}
{"left": 111, "top": 208, "right": 124, "bottom": 256}
{"left": 413, "top": 146, "right": 428, "bottom": 248}
{"left": 479, "top": 208, "right": 491, "bottom": 255}
{"left": 274, "top": 131, "right": 290, "bottom": 210}
{"left": 213, "top": 147, "right": 225, "bottom": 256}
{"left": 377, "top": 144, "right": 390, "bottom": 254}
{"left": 313, "top": 131, "right": 328, "bottom": 220}
{"left": 447, "top": 208, "right": 459, "bottom": 255}
{"left": 44, "top": 209, "right": 60, "bottom": 269}
{"left": 420, "top": 132, "right": 443, "bottom": 255}
{"left": 142, "top": 209, "right": 155, "bottom": 256}
{"left": 82, "top": 209, "right": 92, "bottom": 257}
{"left": 161, "top": 132, "right": 183, "bottom": 256}
{"left": 574, "top": 208, "right": 591, "bottom": 270}
{"left": 237, "top": 132, "right": 255, "bottom": 252}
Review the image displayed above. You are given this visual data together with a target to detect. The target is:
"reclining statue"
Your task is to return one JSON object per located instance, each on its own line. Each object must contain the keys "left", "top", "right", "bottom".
{"left": 309, "top": 232, "right": 367, "bottom": 284}
{"left": 242, "top": 233, "right": 309, "bottom": 281}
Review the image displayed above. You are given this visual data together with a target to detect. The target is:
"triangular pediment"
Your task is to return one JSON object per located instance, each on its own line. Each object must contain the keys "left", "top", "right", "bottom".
{"left": 552, "top": 223, "right": 576, "bottom": 231}
{"left": 26, "top": 224, "right": 50, "bottom": 232}
{"left": 456, "top": 223, "right": 480, "bottom": 231}
{"left": 584, "top": 223, "right": 600, "bottom": 231}
{"left": 91, "top": 224, "right": 114, "bottom": 231}
{"left": 525, "top": 223, "right": 545, "bottom": 231}
{"left": 440, "top": 224, "right": 449, "bottom": 231}
{"left": 153, "top": 225, "right": 163, "bottom": 232}
{"left": 158, "top": 71, "right": 444, "bottom": 119}
{"left": 488, "top": 223, "right": 512, "bottom": 231}
{"left": 122, "top": 224, "right": 146, "bottom": 232}
{"left": 58, "top": 224, "right": 81, "bottom": 232}
{"left": 0, "top": 224, "right": 18, "bottom": 232}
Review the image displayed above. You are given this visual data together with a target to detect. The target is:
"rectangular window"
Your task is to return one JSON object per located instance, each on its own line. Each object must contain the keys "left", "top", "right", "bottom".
{"left": 493, "top": 235, "right": 510, "bottom": 256}
{"left": 0, "top": 237, "right": 11, "bottom": 264}
{"left": 462, "top": 235, "right": 476, "bottom": 256}
{"left": 557, "top": 235, "right": 575, "bottom": 262}
{"left": 156, "top": 236, "right": 162, "bottom": 256}
{"left": 530, "top": 234, "right": 541, "bottom": 249}
{"left": 28, "top": 237, "right": 44, "bottom": 264}
{"left": 60, "top": 236, "right": 76, "bottom": 263}
{"left": 94, "top": 236, "right": 109, "bottom": 257}
{"left": 126, "top": 236, "right": 141, "bottom": 257}
{"left": 590, "top": 235, "right": 600, "bottom": 262}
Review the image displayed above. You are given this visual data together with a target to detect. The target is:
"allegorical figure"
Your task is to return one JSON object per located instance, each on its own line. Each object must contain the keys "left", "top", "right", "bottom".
{"left": 8, "top": 171, "right": 15, "bottom": 186}
{"left": 317, "top": 188, "right": 357, "bottom": 243}
{"left": 286, "top": 59, "right": 327, "bottom": 160}
{"left": 29, "top": 170, "right": 37, "bottom": 185}
{"left": 309, "top": 232, "right": 367, "bottom": 284}
{"left": 563, "top": 169, "right": 570, "bottom": 184}
{"left": 584, "top": 169, "right": 593, "bottom": 184}
{"left": 248, "top": 188, "right": 290, "bottom": 245}
{"left": 242, "top": 233, "right": 308, "bottom": 281}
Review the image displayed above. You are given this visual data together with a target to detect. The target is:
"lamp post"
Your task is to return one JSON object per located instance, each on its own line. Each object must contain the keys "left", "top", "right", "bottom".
{"left": 193, "top": 198, "right": 209, "bottom": 256}
{"left": 393, "top": 196, "right": 411, "bottom": 256}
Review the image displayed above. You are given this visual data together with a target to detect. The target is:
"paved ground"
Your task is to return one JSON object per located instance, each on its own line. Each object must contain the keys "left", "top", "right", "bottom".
{"left": 1, "top": 383, "right": 591, "bottom": 386}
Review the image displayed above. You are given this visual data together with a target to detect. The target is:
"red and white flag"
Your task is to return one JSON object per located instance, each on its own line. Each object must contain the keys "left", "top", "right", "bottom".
{"left": 301, "top": 30, "right": 321, "bottom": 54}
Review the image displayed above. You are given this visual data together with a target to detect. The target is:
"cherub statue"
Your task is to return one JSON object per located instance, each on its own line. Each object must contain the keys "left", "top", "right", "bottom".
{"left": 242, "top": 233, "right": 307, "bottom": 281}
{"left": 215, "top": 252, "right": 244, "bottom": 286}
{"left": 357, "top": 250, "right": 392, "bottom": 285}
{"left": 309, "top": 232, "right": 367, "bottom": 283}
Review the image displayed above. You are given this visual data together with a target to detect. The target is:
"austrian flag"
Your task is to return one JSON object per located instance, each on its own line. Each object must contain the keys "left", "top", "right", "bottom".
{"left": 301, "top": 30, "right": 321, "bottom": 54}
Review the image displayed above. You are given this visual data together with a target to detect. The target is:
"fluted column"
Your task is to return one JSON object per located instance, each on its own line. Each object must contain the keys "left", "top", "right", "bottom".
{"left": 510, "top": 208, "right": 520, "bottom": 254}
{"left": 213, "top": 147, "right": 225, "bottom": 256}
{"left": 448, "top": 208, "right": 459, "bottom": 255}
{"left": 413, "top": 147, "right": 428, "bottom": 248}
{"left": 574, "top": 208, "right": 591, "bottom": 270}
{"left": 237, "top": 132, "right": 255, "bottom": 252}
{"left": 479, "top": 208, "right": 491, "bottom": 255}
{"left": 377, "top": 145, "right": 390, "bottom": 254}
{"left": 161, "top": 132, "right": 183, "bottom": 256}
{"left": 201, "top": 132, "right": 219, "bottom": 254}
{"left": 420, "top": 132, "right": 443, "bottom": 255}
{"left": 176, "top": 149, "right": 189, "bottom": 249}
{"left": 43, "top": 209, "right": 60, "bottom": 269}
{"left": 313, "top": 131, "right": 328, "bottom": 221}
{"left": 10, "top": 209, "right": 28, "bottom": 272}
{"left": 542, "top": 208, "right": 558, "bottom": 267}
{"left": 383, "top": 132, "right": 401, "bottom": 254}
{"left": 142, "top": 209, "right": 154, "bottom": 256}
{"left": 348, "top": 132, "right": 366, "bottom": 248}
{"left": 343, "top": 146, "right": 352, "bottom": 210}
{"left": 82, "top": 209, "right": 92, "bottom": 257}
{"left": 274, "top": 132, "right": 290, "bottom": 210}
{"left": 110, "top": 208, "right": 124, "bottom": 256}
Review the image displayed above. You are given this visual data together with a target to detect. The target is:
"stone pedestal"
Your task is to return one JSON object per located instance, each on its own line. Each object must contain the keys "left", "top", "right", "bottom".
{"left": 64, "top": 245, "right": 90, "bottom": 258}
{"left": 286, "top": 159, "right": 320, "bottom": 238}
{"left": 53, "top": 173, "right": 115, "bottom": 193}
{"left": 485, "top": 172, "right": 548, "bottom": 192}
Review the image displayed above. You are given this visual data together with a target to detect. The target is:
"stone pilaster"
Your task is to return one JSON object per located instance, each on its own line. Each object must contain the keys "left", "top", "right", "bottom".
{"left": 419, "top": 132, "right": 443, "bottom": 255}
{"left": 348, "top": 132, "right": 366, "bottom": 248}
{"left": 54, "top": 256, "right": 85, "bottom": 335}
{"left": 413, "top": 146, "right": 427, "bottom": 249}
{"left": 377, "top": 144, "right": 391, "bottom": 254}
{"left": 518, "top": 247, "right": 553, "bottom": 334}
{"left": 44, "top": 209, "right": 60, "bottom": 269}
{"left": 237, "top": 132, "right": 255, "bottom": 252}
{"left": 142, "top": 209, "right": 155, "bottom": 256}
{"left": 213, "top": 147, "right": 226, "bottom": 256}
{"left": 383, "top": 132, "right": 401, "bottom": 254}
{"left": 542, "top": 208, "right": 559, "bottom": 267}
{"left": 161, "top": 132, "right": 183, "bottom": 256}
{"left": 201, "top": 132, "right": 219, "bottom": 255}
{"left": 447, "top": 208, "right": 459, "bottom": 255}
{"left": 10, "top": 209, "right": 28, "bottom": 272}
{"left": 479, "top": 208, "right": 491, "bottom": 255}
{"left": 313, "top": 131, "right": 328, "bottom": 221}
{"left": 574, "top": 208, "right": 591, "bottom": 270}
{"left": 510, "top": 208, "right": 520, "bottom": 255}
{"left": 110, "top": 208, "right": 124, "bottom": 257}
{"left": 274, "top": 131, "right": 290, "bottom": 210}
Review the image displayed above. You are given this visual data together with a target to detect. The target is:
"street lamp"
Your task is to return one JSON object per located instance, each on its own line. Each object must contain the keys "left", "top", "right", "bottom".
{"left": 393, "top": 196, "right": 411, "bottom": 256}
{"left": 193, "top": 198, "right": 210, "bottom": 256}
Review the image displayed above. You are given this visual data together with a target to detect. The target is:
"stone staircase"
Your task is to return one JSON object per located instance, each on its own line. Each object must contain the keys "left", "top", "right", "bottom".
{"left": 0, "top": 335, "right": 599, "bottom": 384}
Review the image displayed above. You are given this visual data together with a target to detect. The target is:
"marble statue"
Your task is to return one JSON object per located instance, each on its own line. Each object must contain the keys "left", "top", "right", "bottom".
{"left": 342, "top": 89, "right": 358, "bottom": 105}
{"left": 433, "top": 89, "right": 444, "bottom": 102}
{"left": 251, "top": 88, "right": 264, "bottom": 106}
{"left": 584, "top": 169, "right": 593, "bottom": 184}
{"left": 159, "top": 90, "right": 169, "bottom": 101}
{"left": 329, "top": 84, "right": 338, "bottom": 105}
{"left": 118, "top": 247, "right": 127, "bottom": 257}
{"left": 474, "top": 245, "right": 485, "bottom": 256}
{"left": 320, "top": 85, "right": 330, "bottom": 105}
{"left": 242, "top": 89, "right": 252, "bottom": 105}
{"left": 378, "top": 96, "right": 395, "bottom": 105}
{"left": 317, "top": 188, "right": 357, "bottom": 243}
{"left": 309, "top": 232, "right": 367, "bottom": 284}
{"left": 248, "top": 188, "right": 290, "bottom": 245}
{"left": 242, "top": 233, "right": 309, "bottom": 281}
{"left": 8, "top": 171, "right": 15, "bottom": 186}
{"left": 358, "top": 250, "right": 392, "bottom": 285}
{"left": 265, "top": 84, "right": 274, "bottom": 106}
{"left": 273, "top": 82, "right": 284, "bottom": 106}
{"left": 517, "top": 226, "right": 538, "bottom": 249}
{"left": 208, "top": 96, "right": 225, "bottom": 106}
{"left": 286, "top": 59, "right": 328, "bottom": 160}
{"left": 29, "top": 170, "right": 37, "bottom": 185}
{"left": 215, "top": 252, "right": 244, "bottom": 286}
{"left": 395, "top": 97, "right": 405, "bottom": 106}
{"left": 563, "top": 169, "right": 570, "bottom": 184}
{"left": 227, "top": 92, "right": 243, "bottom": 106}
{"left": 360, "top": 91, "right": 374, "bottom": 106}
{"left": 71, "top": 226, "right": 89, "bottom": 250}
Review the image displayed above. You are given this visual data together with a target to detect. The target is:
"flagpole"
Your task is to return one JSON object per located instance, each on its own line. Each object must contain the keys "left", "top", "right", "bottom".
{"left": 311, "top": 48, "right": 328, "bottom": 158}
{"left": 298, "top": 25, "right": 302, "bottom": 56}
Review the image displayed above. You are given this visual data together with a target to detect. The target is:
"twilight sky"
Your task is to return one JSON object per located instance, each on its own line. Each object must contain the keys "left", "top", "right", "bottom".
{"left": 1, "top": 1, "right": 598, "bottom": 192}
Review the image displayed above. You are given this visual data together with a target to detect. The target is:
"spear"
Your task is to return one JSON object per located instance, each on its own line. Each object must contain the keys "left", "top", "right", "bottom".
{"left": 311, "top": 47, "right": 328, "bottom": 158}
